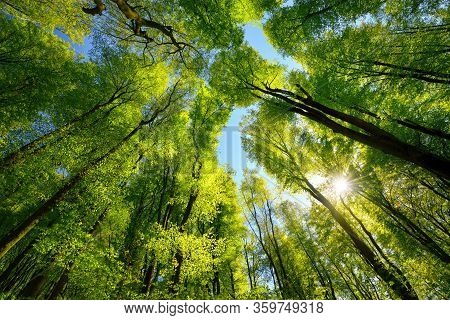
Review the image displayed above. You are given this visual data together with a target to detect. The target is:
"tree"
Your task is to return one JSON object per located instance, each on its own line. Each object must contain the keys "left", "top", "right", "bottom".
{"left": 1, "top": 0, "right": 448, "bottom": 301}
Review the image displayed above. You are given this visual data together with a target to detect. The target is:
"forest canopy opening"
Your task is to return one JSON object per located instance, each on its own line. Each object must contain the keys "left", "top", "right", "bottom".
{"left": 0, "top": 0, "right": 449, "bottom": 300}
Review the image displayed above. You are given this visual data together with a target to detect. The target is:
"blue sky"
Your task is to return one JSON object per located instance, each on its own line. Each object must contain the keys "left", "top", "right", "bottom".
{"left": 216, "top": 23, "right": 300, "bottom": 186}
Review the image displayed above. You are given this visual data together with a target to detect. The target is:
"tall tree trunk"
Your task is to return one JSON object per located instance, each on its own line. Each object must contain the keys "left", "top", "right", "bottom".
{"left": 46, "top": 208, "right": 108, "bottom": 299}
{"left": 0, "top": 87, "right": 128, "bottom": 170}
{"left": 142, "top": 257, "right": 157, "bottom": 295}
{"left": 229, "top": 266, "right": 236, "bottom": 299}
{"left": 301, "top": 178, "right": 418, "bottom": 299}
{"left": 169, "top": 251, "right": 183, "bottom": 295}
{"left": 360, "top": 191, "right": 450, "bottom": 263}
{"left": 0, "top": 115, "right": 158, "bottom": 259}
{"left": 243, "top": 242, "right": 254, "bottom": 290}
{"left": 356, "top": 59, "right": 450, "bottom": 84}
{"left": 251, "top": 84, "right": 450, "bottom": 180}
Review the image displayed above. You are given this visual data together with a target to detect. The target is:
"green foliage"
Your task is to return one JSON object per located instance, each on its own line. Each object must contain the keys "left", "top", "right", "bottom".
{"left": 1, "top": 0, "right": 93, "bottom": 43}
{"left": 0, "top": 0, "right": 449, "bottom": 301}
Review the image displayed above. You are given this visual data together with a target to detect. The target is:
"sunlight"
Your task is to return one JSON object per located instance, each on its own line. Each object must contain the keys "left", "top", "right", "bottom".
{"left": 309, "top": 174, "right": 327, "bottom": 186}
{"left": 333, "top": 177, "right": 351, "bottom": 195}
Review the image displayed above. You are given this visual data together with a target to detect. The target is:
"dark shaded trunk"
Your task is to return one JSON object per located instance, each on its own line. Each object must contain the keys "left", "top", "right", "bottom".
{"left": 142, "top": 258, "right": 157, "bottom": 295}
{"left": 169, "top": 251, "right": 183, "bottom": 295}
{"left": 178, "top": 192, "right": 198, "bottom": 230}
{"left": 229, "top": 267, "right": 236, "bottom": 299}
{"left": 48, "top": 269, "right": 70, "bottom": 300}
{"left": 212, "top": 271, "right": 220, "bottom": 296}
{"left": 394, "top": 118, "right": 450, "bottom": 140}
{"left": 251, "top": 84, "right": 450, "bottom": 179}
{"left": 122, "top": 193, "right": 148, "bottom": 268}
{"left": 243, "top": 242, "right": 254, "bottom": 290}
{"left": 20, "top": 274, "right": 46, "bottom": 298}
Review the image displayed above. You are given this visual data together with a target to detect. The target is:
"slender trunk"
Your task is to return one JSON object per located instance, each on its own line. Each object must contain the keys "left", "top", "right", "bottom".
{"left": 122, "top": 193, "right": 147, "bottom": 268}
{"left": 161, "top": 170, "right": 177, "bottom": 229}
{"left": 0, "top": 117, "right": 153, "bottom": 260}
{"left": 419, "top": 179, "right": 450, "bottom": 201}
{"left": 178, "top": 191, "right": 198, "bottom": 230}
{"left": 361, "top": 191, "right": 450, "bottom": 263}
{"left": 212, "top": 271, "right": 220, "bottom": 296}
{"left": 394, "top": 118, "right": 450, "bottom": 140}
{"left": 142, "top": 258, "right": 157, "bottom": 295}
{"left": 156, "top": 167, "right": 170, "bottom": 223}
{"left": 243, "top": 243, "right": 254, "bottom": 290}
{"left": 359, "top": 60, "right": 450, "bottom": 84}
{"left": 229, "top": 267, "right": 236, "bottom": 299}
{"left": 302, "top": 178, "right": 418, "bottom": 299}
{"left": 0, "top": 88, "right": 127, "bottom": 170}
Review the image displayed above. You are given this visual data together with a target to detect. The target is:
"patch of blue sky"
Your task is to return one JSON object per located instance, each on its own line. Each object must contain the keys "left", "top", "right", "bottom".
{"left": 281, "top": 0, "right": 294, "bottom": 8}
{"left": 56, "top": 166, "right": 70, "bottom": 178}
{"left": 243, "top": 23, "right": 300, "bottom": 71}
{"left": 217, "top": 23, "right": 309, "bottom": 205}
{"left": 54, "top": 30, "right": 92, "bottom": 59}
{"left": 217, "top": 23, "right": 300, "bottom": 180}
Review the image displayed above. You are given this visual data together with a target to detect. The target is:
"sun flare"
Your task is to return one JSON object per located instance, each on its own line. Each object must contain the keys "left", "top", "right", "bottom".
{"left": 333, "top": 177, "right": 350, "bottom": 195}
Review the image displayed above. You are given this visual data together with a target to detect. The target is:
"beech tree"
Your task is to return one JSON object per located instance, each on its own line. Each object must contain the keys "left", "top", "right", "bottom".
{"left": 1, "top": 0, "right": 448, "bottom": 300}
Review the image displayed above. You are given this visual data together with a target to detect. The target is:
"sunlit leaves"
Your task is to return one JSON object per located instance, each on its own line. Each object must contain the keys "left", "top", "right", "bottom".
{"left": 1, "top": 0, "right": 93, "bottom": 43}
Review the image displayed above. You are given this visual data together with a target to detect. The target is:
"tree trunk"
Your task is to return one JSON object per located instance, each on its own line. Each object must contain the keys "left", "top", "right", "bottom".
{"left": 252, "top": 85, "right": 450, "bottom": 180}
{"left": 142, "top": 258, "right": 157, "bottom": 295}
{"left": 0, "top": 87, "right": 127, "bottom": 170}
{"left": 0, "top": 116, "right": 154, "bottom": 259}
{"left": 302, "top": 178, "right": 418, "bottom": 299}
{"left": 361, "top": 191, "right": 450, "bottom": 263}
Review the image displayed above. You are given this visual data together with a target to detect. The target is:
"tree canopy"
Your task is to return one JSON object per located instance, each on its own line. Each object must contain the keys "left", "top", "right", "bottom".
{"left": 0, "top": 0, "right": 448, "bottom": 300}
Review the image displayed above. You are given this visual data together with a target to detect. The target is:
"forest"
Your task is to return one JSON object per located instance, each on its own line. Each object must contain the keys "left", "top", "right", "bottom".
{"left": 0, "top": 0, "right": 449, "bottom": 300}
